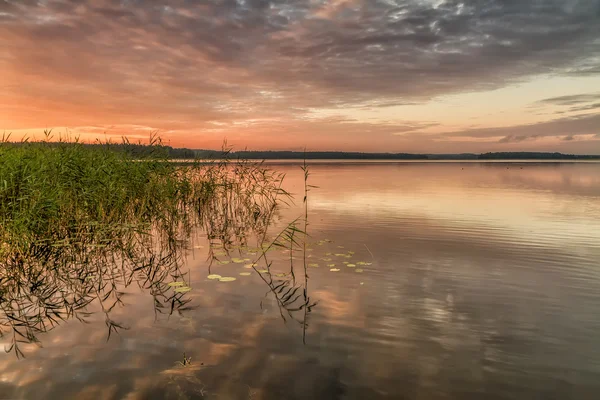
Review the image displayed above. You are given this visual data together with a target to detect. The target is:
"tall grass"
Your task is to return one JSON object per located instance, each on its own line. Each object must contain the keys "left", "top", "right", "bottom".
{"left": 0, "top": 134, "right": 289, "bottom": 357}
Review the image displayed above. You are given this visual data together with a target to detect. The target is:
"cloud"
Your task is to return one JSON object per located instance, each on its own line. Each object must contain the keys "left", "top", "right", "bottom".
{"left": 1, "top": 1, "right": 599, "bottom": 114}
{"left": 498, "top": 134, "right": 541, "bottom": 143}
{"left": 439, "top": 113, "right": 600, "bottom": 141}
{"left": 537, "top": 93, "right": 600, "bottom": 106}
{"left": 1, "top": 0, "right": 600, "bottom": 151}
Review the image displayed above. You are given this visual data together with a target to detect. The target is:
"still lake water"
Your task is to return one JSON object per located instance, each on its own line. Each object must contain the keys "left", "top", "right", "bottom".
{"left": 2, "top": 162, "right": 600, "bottom": 399}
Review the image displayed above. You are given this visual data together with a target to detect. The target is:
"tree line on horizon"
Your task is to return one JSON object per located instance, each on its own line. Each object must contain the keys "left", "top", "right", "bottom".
{"left": 2, "top": 141, "right": 599, "bottom": 160}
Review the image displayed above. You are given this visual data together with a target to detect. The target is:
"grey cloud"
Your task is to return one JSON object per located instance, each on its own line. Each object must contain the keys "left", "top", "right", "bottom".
{"left": 538, "top": 93, "right": 600, "bottom": 106}
{"left": 569, "top": 102, "right": 600, "bottom": 112}
{"left": 440, "top": 113, "right": 600, "bottom": 140}
{"left": 563, "top": 134, "right": 576, "bottom": 141}
{"left": 0, "top": 0, "right": 599, "bottom": 128}
{"left": 498, "top": 134, "right": 541, "bottom": 143}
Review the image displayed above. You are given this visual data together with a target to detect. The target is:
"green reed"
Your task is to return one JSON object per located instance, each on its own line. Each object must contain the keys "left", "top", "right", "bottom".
{"left": 0, "top": 132, "right": 289, "bottom": 357}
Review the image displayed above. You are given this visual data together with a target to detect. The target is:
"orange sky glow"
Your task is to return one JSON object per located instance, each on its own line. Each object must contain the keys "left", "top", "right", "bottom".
{"left": 1, "top": 0, "right": 599, "bottom": 153}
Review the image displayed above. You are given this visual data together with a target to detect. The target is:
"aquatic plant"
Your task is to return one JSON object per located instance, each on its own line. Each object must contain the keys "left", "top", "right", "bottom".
{"left": 0, "top": 133, "right": 288, "bottom": 357}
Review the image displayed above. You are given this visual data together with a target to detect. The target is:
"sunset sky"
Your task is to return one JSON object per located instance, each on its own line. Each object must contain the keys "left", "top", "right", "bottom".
{"left": 1, "top": 0, "right": 599, "bottom": 153}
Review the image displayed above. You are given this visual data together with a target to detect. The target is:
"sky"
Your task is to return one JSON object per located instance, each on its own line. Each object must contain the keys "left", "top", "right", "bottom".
{"left": 1, "top": 0, "right": 600, "bottom": 153}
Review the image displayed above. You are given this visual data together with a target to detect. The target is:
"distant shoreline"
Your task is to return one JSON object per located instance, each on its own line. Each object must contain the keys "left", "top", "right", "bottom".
{"left": 3, "top": 141, "right": 599, "bottom": 161}
{"left": 169, "top": 158, "right": 600, "bottom": 166}
{"left": 191, "top": 150, "right": 600, "bottom": 161}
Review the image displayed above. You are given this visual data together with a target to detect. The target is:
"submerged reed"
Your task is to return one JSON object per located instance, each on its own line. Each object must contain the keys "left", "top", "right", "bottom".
{"left": 0, "top": 133, "right": 290, "bottom": 357}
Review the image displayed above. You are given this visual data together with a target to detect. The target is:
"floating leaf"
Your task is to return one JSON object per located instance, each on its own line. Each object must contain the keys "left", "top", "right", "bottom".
{"left": 219, "top": 277, "right": 236, "bottom": 282}
{"left": 231, "top": 258, "right": 245, "bottom": 264}
{"left": 175, "top": 286, "right": 192, "bottom": 293}
{"left": 347, "top": 251, "right": 355, "bottom": 255}
{"left": 337, "top": 246, "right": 345, "bottom": 249}
{"left": 343, "top": 261, "right": 349, "bottom": 264}
{"left": 364, "top": 262, "right": 373, "bottom": 266}
{"left": 327, "top": 263, "right": 336, "bottom": 267}
{"left": 329, "top": 268, "right": 340, "bottom": 272}
{"left": 322, "top": 257, "right": 332, "bottom": 262}
{"left": 308, "top": 263, "right": 319, "bottom": 268}
{"left": 239, "top": 272, "right": 251, "bottom": 276}
{"left": 244, "top": 263, "right": 258, "bottom": 268}
{"left": 355, "top": 269, "right": 364, "bottom": 273}
{"left": 334, "top": 253, "right": 345, "bottom": 257}
{"left": 347, "top": 264, "right": 356, "bottom": 268}
{"left": 275, "top": 273, "right": 287, "bottom": 277}
{"left": 325, "top": 252, "right": 333, "bottom": 256}
{"left": 356, "top": 262, "right": 367, "bottom": 266}
{"left": 257, "top": 269, "right": 269, "bottom": 273}
{"left": 360, "top": 282, "right": 365, "bottom": 285}
{"left": 168, "top": 282, "right": 185, "bottom": 287}
{"left": 207, "top": 274, "right": 222, "bottom": 280}
{"left": 216, "top": 260, "right": 230, "bottom": 265}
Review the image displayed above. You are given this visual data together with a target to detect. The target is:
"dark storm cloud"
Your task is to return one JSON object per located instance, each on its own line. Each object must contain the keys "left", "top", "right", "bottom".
{"left": 1, "top": 0, "right": 599, "bottom": 114}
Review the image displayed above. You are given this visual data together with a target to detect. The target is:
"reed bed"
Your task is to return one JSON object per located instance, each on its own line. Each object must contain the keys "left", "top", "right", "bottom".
{"left": 0, "top": 134, "right": 291, "bottom": 357}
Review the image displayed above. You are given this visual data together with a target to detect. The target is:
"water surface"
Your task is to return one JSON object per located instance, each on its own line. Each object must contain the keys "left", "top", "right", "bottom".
{"left": 2, "top": 162, "right": 600, "bottom": 399}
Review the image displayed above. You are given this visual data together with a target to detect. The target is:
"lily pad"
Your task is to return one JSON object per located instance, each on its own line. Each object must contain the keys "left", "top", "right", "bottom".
{"left": 207, "top": 274, "right": 222, "bottom": 280}
{"left": 356, "top": 262, "right": 367, "bottom": 266}
{"left": 347, "top": 264, "right": 356, "bottom": 267}
{"left": 343, "top": 261, "right": 349, "bottom": 264}
{"left": 168, "top": 282, "right": 185, "bottom": 287}
{"left": 257, "top": 269, "right": 269, "bottom": 273}
{"left": 327, "top": 263, "right": 336, "bottom": 267}
{"left": 308, "top": 263, "right": 319, "bottom": 268}
{"left": 219, "top": 277, "right": 236, "bottom": 282}
{"left": 244, "top": 263, "right": 258, "bottom": 268}
{"left": 330, "top": 268, "right": 341, "bottom": 272}
{"left": 325, "top": 252, "right": 333, "bottom": 256}
{"left": 216, "top": 260, "right": 230, "bottom": 265}
{"left": 334, "top": 253, "right": 346, "bottom": 257}
{"left": 355, "top": 269, "right": 364, "bottom": 273}
{"left": 231, "top": 258, "right": 245, "bottom": 263}
{"left": 322, "top": 257, "right": 332, "bottom": 262}
{"left": 175, "top": 286, "right": 192, "bottom": 293}
{"left": 239, "top": 272, "right": 252, "bottom": 276}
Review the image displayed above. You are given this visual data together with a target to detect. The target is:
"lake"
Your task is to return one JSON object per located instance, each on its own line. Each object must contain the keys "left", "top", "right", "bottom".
{"left": 1, "top": 161, "right": 600, "bottom": 399}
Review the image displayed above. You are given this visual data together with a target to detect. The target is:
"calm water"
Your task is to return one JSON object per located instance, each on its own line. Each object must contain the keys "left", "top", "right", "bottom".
{"left": 2, "top": 162, "right": 600, "bottom": 399}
